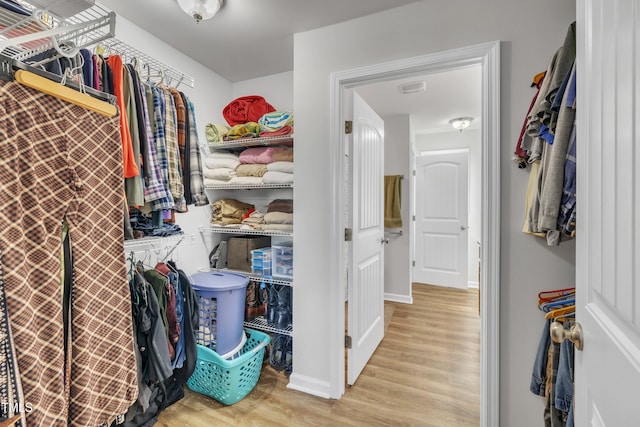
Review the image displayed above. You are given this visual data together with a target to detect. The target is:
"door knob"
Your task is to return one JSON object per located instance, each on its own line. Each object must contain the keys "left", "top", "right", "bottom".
{"left": 460, "top": 225, "right": 468, "bottom": 231}
{"left": 550, "top": 321, "right": 583, "bottom": 351}
{"left": 381, "top": 237, "right": 389, "bottom": 244}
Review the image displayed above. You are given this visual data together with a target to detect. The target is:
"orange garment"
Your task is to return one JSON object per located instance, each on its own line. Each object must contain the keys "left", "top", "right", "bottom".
{"left": 107, "top": 55, "right": 140, "bottom": 178}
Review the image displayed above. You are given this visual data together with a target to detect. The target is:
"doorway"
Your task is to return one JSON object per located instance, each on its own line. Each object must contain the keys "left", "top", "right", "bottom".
{"left": 329, "top": 41, "right": 501, "bottom": 427}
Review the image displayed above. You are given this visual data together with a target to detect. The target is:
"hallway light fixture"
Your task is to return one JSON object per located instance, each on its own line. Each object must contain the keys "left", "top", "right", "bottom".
{"left": 449, "top": 117, "right": 473, "bottom": 132}
{"left": 398, "top": 80, "right": 426, "bottom": 94}
{"left": 177, "top": 0, "right": 223, "bottom": 23}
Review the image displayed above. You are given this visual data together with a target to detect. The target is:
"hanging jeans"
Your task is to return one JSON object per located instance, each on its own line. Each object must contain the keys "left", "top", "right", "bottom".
{"left": 0, "top": 81, "right": 138, "bottom": 426}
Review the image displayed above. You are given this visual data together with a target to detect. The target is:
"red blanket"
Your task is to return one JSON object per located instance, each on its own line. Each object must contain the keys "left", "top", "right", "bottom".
{"left": 223, "top": 95, "right": 276, "bottom": 126}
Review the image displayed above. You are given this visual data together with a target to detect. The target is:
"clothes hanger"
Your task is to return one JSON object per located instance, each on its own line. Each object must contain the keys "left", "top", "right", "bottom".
{"left": 14, "top": 58, "right": 117, "bottom": 117}
{"left": 544, "top": 305, "right": 575, "bottom": 320}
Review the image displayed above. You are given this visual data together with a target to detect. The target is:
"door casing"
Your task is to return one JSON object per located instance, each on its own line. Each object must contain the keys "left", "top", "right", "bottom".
{"left": 329, "top": 40, "right": 501, "bottom": 427}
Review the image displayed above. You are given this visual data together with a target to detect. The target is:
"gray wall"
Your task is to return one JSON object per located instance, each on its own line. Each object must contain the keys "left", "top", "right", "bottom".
{"left": 383, "top": 115, "right": 412, "bottom": 302}
{"left": 293, "top": 1, "right": 576, "bottom": 425}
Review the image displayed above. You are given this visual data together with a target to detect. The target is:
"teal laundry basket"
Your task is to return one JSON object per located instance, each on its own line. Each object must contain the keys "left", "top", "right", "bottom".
{"left": 186, "top": 328, "right": 271, "bottom": 405}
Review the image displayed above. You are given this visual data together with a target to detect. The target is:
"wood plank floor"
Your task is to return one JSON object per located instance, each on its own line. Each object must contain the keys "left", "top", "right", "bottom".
{"left": 156, "top": 283, "right": 480, "bottom": 426}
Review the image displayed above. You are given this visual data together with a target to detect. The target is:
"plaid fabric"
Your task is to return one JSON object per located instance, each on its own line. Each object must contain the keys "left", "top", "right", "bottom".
{"left": 0, "top": 81, "right": 138, "bottom": 426}
{"left": 138, "top": 82, "right": 167, "bottom": 204}
{"left": 150, "top": 85, "right": 174, "bottom": 211}
{"left": 186, "top": 97, "right": 209, "bottom": 206}
{"left": 0, "top": 256, "right": 27, "bottom": 427}
{"left": 170, "top": 88, "right": 192, "bottom": 205}
{"left": 161, "top": 88, "right": 186, "bottom": 212}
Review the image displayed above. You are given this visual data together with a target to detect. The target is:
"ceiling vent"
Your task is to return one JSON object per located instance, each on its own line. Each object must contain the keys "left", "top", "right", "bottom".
{"left": 398, "top": 80, "right": 426, "bottom": 95}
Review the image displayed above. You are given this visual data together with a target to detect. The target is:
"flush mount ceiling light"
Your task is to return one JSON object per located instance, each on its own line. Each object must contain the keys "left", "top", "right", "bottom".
{"left": 449, "top": 117, "right": 473, "bottom": 132}
{"left": 398, "top": 80, "right": 426, "bottom": 94}
{"left": 177, "top": 0, "right": 223, "bottom": 23}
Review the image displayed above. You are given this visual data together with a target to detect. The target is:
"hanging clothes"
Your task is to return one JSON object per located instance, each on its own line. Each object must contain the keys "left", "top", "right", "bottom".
{"left": 0, "top": 80, "right": 138, "bottom": 427}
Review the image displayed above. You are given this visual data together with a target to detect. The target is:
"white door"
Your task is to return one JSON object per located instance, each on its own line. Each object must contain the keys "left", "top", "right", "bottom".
{"left": 575, "top": 0, "right": 640, "bottom": 425}
{"left": 413, "top": 150, "right": 469, "bottom": 288}
{"left": 347, "top": 92, "right": 385, "bottom": 385}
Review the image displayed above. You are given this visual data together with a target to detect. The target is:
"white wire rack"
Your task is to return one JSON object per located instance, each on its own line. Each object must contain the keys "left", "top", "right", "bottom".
{"left": 99, "top": 38, "right": 195, "bottom": 89}
{"left": 0, "top": 1, "right": 115, "bottom": 62}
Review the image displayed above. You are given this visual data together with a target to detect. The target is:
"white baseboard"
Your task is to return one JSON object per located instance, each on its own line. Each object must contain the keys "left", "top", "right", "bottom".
{"left": 287, "top": 373, "right": 334, "bottom": 399}
{"left": 468, "top": 281, "right": 479, "bottom": 289}
{"left": 384, "top": 293, "right": 413, "bottom": 304}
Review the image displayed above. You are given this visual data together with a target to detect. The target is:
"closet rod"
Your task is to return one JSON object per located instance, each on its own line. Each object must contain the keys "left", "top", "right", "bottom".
{"left": 0, "top": 53, "right": 115, "bottom": 103}
{"left": 99, "top": 38, "right": 195, "bottom": 89}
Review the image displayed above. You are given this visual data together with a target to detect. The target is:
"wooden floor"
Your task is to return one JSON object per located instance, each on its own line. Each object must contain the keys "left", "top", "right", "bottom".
{"left": 156, "top": 283, "right": 480, "bottom": 426}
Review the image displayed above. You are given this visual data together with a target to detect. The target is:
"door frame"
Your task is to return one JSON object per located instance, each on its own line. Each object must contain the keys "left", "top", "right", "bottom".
{"left": 328, "top": 40, "right": 501, "bottom": 426}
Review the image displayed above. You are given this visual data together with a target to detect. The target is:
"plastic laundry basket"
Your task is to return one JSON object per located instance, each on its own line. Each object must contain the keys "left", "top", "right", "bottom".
{"left": 190, "top": 271, "right": 248, "bottom": 357}
{"left": 186, "top": 328, "right": 271, "bottom": 405}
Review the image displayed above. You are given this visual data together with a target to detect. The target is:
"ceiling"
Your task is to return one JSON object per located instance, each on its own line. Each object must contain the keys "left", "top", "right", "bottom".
{"left": 97, "top": 0, "right": 480, "bottom": 134}
{"left": 98, "top": 0, "right": 420, "bottom": 83}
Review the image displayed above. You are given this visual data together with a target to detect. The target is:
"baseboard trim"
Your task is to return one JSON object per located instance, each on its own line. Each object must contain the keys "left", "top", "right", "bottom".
{"left": 468, "top": 281, "right": 479, "bottom": 289}
{"left": 384, "top": 293, "right": 413, "bottom": 304}
{"left": 287, "top": 373, "right": 333, "bottom": 399}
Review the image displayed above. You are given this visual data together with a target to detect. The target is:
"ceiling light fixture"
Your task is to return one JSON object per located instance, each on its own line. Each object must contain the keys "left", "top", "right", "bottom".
{"left": 449, "top": 117, "right": 473, "bottom": 132}
{"left": 177, "top": 0, "right": 223, "bottom": 23}
{"left": 398, "top": 80, "right": 426, "bottom": 94}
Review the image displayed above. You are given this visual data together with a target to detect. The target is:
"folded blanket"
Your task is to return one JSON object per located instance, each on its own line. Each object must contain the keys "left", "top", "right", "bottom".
{"left": 236, "top": 164, "right": 268, "bottom": 177}
{"left": 224, "top": 122, "right": 261, "bottom": 140}
{"left": 267, "top": 161, "right": 294, "bottom": 174}
{"left": 261, "top": 223, "right": 294, "bottom": 232}
{"left": 242, "top": 210, "right": 266, "bottom": 226}
{"left": 227, "top": 176, "right": 264, "bottom": 185}
{"left": 223, "top": 95, "right": 276, "bottom": 126}
{"left": 211, "top": 198, "right": 255, "bottom": 225}
{"left": 205, "top": 156, "right": 240, "bottom": 170}
{"left": 267, "top": 199, "right": 293, "bottom": 214}
{"left": 272, "top": 147, "right": 294, "bottom": 162}
{"left": 258, "top": 110, "right": 294, "bottom": 131}
{"left": 239, "top": 146, "right": 274, "bottom": 164}
{"left": 262, "top": 171, "right": 294, "bottom": 184}
{"left": 205, "top": 123, "right": 230, "bottom": 143}
{"left": 204, "top": 178, "right": 234, "bottom": 186}
{"left": 264, "top": 212, "right": 294, "bottom": 225}
{"left": 203, "top": 167, "right": 236, "bottom": 180}
{"left": 260, "top": 125, "right": 293, "bottom": 137}
{"left": 207, "top": 150, "right": 238, "bottom": 160}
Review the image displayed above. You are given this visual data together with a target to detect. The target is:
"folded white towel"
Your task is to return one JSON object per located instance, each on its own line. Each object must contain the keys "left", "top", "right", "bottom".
{"left": 262, "top": 170, "right": 294, "bottom": 184}
{"left": 205, "top": 157, "right": 240, "bottom": 170}
{"left": 267, "top": 161, "right": 294, "bottom": 174}
{"left": 203, "top": 167, "right": 236, "bottom": 180}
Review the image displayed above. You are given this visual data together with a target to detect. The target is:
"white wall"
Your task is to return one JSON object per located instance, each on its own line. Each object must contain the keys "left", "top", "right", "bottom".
{"left": 415, "top": 129, "right": 482, "bottom": 286}
{"left": 382, "top": 115, "right": 412, "bottom": 302}
{"left": 232, "top": 71, "right": 294, "bottom": 111}
{"left": 292, "top": 1, "right": 576, "bottom": 426}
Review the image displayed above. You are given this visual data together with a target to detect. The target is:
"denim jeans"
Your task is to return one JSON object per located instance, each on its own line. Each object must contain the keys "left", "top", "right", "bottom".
{"left": 531, "top": 319, "right": 552, "bottom": 396}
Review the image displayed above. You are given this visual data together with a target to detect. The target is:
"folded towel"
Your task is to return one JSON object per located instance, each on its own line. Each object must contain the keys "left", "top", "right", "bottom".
{"left": 262, "top": 171, "right": 294, "bottom": 184}
{"left": 239, "top": 146, "right": 274, "bottom": 164}
{"left": 204, "top": 178, "right": 234, "bottom": 186}
{"left": 227, "top": 176, "right": 264, "bottom": 185}
{"left": 272, "top": 147, "right": 294, "bottom": 162}
{"left": 205, "top": 156, "right": 240, "bottom": 170}
{"left": 207, "top": 150, "right": 238, "bottom": 160}
{"left": 267, "top": 199, "right": 293, "bottom": 214}
{"left": 205, "top": 123, "right": 230, "bottom": 143}
{"left": 224, "top": 122, "right": 261, "bottom": 140}
{"left": 258, "top": 110, "right": 294, "bottom": 131}
{"left": 261, "top": 223, "right": 294, "bottom": 232}
{"left": 236, "top": 164, "right": 268, "bottom": 177}
{"left": 223, "top": 95, "right": 276, "bottom": 126}
{"left": 259, "top": 125, "right": 293, "bottom": 137}
{"left": 264, "top": 212, "right": 294, "bottom": 225}
{"left": 203, "top": 167, "right": 236, "bottom": 180}
{"left": 267, "top": 161, "right": 294, "bottom": 174}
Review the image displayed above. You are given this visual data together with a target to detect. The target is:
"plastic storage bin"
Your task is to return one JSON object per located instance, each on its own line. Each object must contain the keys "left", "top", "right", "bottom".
{"left": 272, "top": 241, "right": 293, "bottom": 280}
{"left": 190, "top": 271, "right": 249, "bottom": 358}
{"left": 251, "top": 247, "right": 272, "bottom": 276}
{"left": 187, "top": 329, "right": 271, "bottom": 405}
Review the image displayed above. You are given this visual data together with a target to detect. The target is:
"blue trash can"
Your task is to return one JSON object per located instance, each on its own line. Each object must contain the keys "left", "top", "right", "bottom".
{"left": 190, "top": 271, "right": 248, "bottom": 358}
